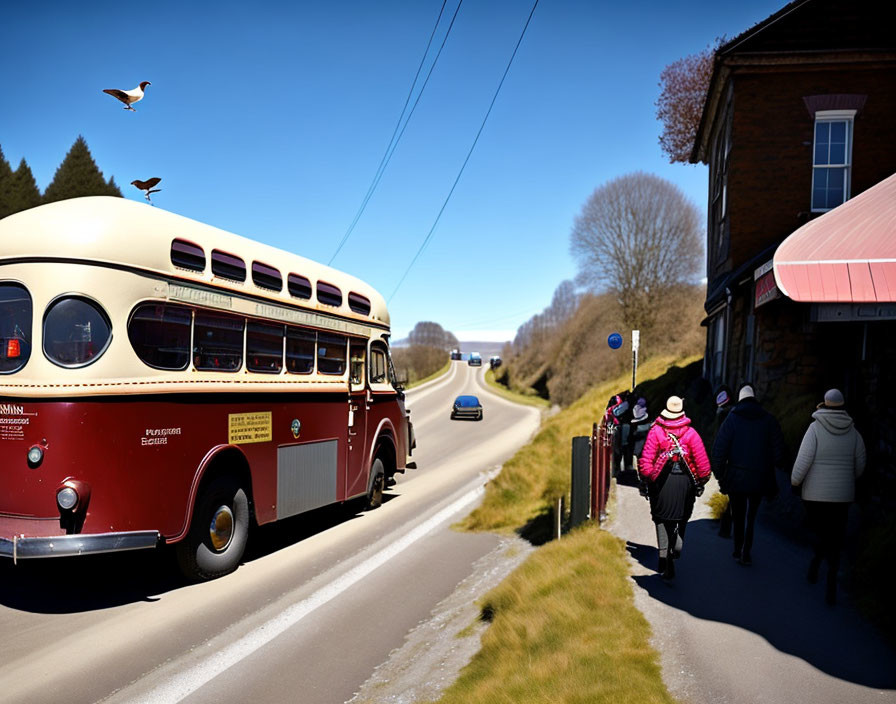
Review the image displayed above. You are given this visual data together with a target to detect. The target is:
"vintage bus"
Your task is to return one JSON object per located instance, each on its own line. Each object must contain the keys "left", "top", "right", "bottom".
{"left": 0, "top": 196, "right": 414, "bottom": 580}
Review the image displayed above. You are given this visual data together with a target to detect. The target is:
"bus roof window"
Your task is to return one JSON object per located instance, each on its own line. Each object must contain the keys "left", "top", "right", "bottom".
{"left": 317, "top": 281, "right": 342, "bottom": 308}
{"left": 348, "top": 292, "right": 371, "bottom": 316}
{"left": 287, "top": 273, "right": 312, "bottom": 300}
{"left": 211, "top": 250, "right": 246, "bottom": 282}
{"left": 171, "top": 239, "right": 206, "bottom": 272}
{"left": 252, "top": 261, "right": 283, "bottom": 292}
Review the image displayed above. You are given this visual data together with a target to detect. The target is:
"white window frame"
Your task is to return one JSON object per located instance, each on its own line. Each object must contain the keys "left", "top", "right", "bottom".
{"left": 811, "top": 109, "right": 855, "bottom": 212}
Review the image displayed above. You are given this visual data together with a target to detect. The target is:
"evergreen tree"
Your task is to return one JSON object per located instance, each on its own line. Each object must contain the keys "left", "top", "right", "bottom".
{"left": 42, "top": 135, "right": 122, "bottom": 204}
{"left": 0, "top": 145, "right": 13, "bottom": 219}
{"left": 8, "top": 159, "right": 42, "bottom": 216}
{"left": 106, "top": 175, "right": 123, "bottom": 197}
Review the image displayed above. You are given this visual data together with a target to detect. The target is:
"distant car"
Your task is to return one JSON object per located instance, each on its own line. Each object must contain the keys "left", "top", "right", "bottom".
{"left": 489, "top": 355, "right": 502, "bottom": 369}
{"left": 450, "top": 349, "right": 461, "bottom": 360}
{"left": 468, "top": 353, "right": 482, "bottom": 367}
{"left": 451, "top": 394, "right": 483, "bottom": 421}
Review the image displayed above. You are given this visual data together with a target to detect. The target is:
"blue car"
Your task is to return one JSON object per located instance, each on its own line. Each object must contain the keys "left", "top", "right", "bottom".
{"left": 451, "top": 394, "right": 483, "bottom": 421}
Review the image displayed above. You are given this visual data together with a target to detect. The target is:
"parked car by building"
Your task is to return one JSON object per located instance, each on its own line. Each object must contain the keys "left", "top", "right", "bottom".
{"left": 451, "top": 394, "right": 483, "bottom": 421}
{"left": 468, "top": 352, "right": 482, "bottom": 367}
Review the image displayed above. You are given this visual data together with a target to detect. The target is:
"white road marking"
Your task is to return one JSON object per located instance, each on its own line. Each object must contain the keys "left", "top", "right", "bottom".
{"left": 128, "top": 480, "right": 489, "bottom": 704}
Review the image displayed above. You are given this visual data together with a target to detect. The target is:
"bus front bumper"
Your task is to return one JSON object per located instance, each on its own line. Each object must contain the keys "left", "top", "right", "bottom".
{"left": 0, "top": 530, "right": 160, "bottom": 562}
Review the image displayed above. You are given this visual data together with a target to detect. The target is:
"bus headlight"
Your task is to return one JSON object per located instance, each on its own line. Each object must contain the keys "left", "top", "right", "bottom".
{"left": 57, "top": 486, "right": 79, "bottom": 511}
{"left": 27, "top": 445, "right": 44, "bottom": 467}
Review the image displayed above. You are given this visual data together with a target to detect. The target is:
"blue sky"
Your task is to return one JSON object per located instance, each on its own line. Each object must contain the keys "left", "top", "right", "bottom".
{"left": 2, "top": 0, "right": 783, "bottom": 341}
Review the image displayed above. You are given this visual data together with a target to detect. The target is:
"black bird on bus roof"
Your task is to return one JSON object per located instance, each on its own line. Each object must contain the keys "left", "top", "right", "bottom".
{"left": 131, "top": 177, "right": 162, "bottom": 203}
{"left": 103, "top": 81, "right": 151, "bottom": 111}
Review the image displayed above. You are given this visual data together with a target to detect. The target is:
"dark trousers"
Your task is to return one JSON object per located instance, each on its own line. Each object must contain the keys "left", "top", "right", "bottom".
{"left": 729, "top": 492, "right": 762, "bottom": 558}
{"left": 802, "top": 500, "right": 850, "bottom": 574}
{"left": 654, "top": 519, "right": 687, "bottom": 558}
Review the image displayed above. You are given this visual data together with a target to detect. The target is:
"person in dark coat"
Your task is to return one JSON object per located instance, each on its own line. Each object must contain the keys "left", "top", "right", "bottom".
{"left": 711, "top": 384, "right": 785, "bottom": 565}
{"left": 628, "top": 398, "right": 652, "bottom": 492}
{"left": 711, "top": 385, "right": 734, "bottom": 538}
{"left": 605, "top": 391, "right": 632, "bottom": 477}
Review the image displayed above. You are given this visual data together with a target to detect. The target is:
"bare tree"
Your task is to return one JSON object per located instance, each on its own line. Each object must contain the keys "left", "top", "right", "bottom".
{"left": 569, "top": 172, "right": 703, "bottom": 330}
{"left": 406, "top": 321, "right": 458, "bottom": 351}
{"left": 656, "top": 41, "right": 719, "bottom": 163}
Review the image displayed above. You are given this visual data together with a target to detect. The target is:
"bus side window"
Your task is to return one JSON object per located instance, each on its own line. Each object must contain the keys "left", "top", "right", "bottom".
{"left": 370, "top": 346, "right": 387, "bottom": 384}
{"left": 246, "top": 321, "right": 284, "bottom": 373}
{"left": 286, "top": 327, "right": 315, "bottom": 374}
{"left": 318, "top": 332, "right": 346, "bottom": 375}
{"left": 193, "top": 312, "right": 244, "bottom": 371}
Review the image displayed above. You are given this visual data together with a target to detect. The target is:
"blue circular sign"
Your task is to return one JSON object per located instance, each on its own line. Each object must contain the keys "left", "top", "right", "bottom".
{"left": 607, "top": 333, "right": 623, "bottom": 350}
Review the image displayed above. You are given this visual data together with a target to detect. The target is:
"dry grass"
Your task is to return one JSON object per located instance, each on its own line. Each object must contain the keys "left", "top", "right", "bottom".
{"left": 484, "top": 369, "right": 551, "bottom": 408}
{"left": 437, "top": 525, "right": 677, "bottom": 704}
{"left": 460, "top": 354, "right": 702, "bottom": 540}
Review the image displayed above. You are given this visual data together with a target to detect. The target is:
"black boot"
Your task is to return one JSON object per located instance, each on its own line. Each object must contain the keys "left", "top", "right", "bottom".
{"left": 657, "top": 556, "right": 667, "bottom": 575}
{"left": 662, "top": 556, "right": 675, "bottom": 580}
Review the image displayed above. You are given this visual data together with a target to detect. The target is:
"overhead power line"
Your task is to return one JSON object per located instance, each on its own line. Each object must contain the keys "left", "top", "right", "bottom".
{"left": 328, "top": 0, "right": 462, "bottom": 265}
{"left": 388, "top": 0, "right": 540, "bottom": 302}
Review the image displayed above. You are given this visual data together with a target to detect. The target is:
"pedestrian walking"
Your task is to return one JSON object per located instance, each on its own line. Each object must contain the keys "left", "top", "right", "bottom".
{"left": 640, "top": 396, "right": 711, "bottom": 580}
{"left": 791, "top": 389, "right": 866, "bottom": 605}
{"left": 711, "top": 384, "right": 784, "bottom": 566}
{"left": 711, "top": 385, "right": 734, "bottom": 538}
{"left": 628, "top": 398, "right": 651, "bottom": 469}
{"left": 605, "top": 390, "right": 632, "bottom": 477}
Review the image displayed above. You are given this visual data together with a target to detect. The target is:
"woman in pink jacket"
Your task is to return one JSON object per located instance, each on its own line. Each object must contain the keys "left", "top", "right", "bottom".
{"left": 639, "top": 396, "right": 711, "bottom": 579}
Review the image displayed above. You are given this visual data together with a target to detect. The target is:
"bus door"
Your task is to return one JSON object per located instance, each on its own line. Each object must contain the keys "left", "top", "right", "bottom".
{"left": 346, "top": 340, "right": 369, "bottom": 498}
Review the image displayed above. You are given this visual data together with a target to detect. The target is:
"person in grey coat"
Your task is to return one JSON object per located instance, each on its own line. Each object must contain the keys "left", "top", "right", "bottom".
{"left": 712, "top": 384, "right": 784, "bottom": 565}
{"left": 791, "top": 389, "right": 866, "bottom": 605}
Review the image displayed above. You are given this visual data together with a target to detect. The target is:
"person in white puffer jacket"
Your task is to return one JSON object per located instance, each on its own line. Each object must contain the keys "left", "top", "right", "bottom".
{"left": 791, "top": 389, "right": 866, "bottom": 606}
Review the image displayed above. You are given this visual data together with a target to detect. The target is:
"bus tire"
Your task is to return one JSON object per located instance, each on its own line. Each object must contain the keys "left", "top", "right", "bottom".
{"left": 366, "top": 458, "right": 385, "bottom": 510}
{"left": 176, "top": 475, "right": 249, "bottom": 581}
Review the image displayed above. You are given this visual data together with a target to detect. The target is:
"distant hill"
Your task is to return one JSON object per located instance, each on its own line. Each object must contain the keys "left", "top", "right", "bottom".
{"left": 392, "top": 339, "right": 508, "bottom": 359}
{"left": 455, "top": 341, "right": 508, "bottom": 358}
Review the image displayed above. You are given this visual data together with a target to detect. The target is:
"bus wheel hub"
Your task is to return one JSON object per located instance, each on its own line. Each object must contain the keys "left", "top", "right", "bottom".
{"left": 209, "top": 505, "right": 234, "bottom": 551}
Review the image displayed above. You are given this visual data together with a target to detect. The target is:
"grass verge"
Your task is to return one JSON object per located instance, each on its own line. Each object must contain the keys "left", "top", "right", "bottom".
{"left": 460, "top": 355, "right": 701, "bottom": 541}
{"left": 484, "top": 369, "right": 551, "bottom": 409}
{"left": 437, "top": 525, "right": 676, "bottom": 704}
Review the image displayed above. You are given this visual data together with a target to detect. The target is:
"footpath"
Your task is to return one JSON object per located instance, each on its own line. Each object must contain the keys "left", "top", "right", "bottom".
{"left": 608, "top": 477, "right": 896, "bottom": 704}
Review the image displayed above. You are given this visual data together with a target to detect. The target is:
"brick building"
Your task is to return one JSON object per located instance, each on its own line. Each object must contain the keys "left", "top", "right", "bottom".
{"left": 690, "top": 0, "right": 896, "bottom": 502}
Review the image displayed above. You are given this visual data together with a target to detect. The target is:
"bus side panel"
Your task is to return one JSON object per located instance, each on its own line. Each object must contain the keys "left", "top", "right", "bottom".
{"left": 0, "top": 393, "right": 352, "bottom": 542}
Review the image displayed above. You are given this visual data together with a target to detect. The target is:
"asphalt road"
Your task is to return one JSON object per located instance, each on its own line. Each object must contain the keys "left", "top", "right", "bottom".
{"left": 0, "top": 361, "right": 540, "bottom": 704}
{"left": 609, "top": 476, "right": 896, "bottom": 704}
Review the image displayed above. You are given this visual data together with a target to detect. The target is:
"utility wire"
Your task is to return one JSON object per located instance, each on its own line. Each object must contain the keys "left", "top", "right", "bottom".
{"left": 328, "top": 0, "right": 460, "bottom": 265}
{"left": 389, "top": 0, "right": 539, "bottom": 302}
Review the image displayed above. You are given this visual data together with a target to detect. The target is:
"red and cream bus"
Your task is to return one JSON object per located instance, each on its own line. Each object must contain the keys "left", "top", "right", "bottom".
{"left": 0, "top": 196, "right": 414, "bottom": 580}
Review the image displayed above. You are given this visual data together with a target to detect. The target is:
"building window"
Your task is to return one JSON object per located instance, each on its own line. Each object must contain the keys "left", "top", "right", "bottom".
{"left": 812, "top": 110, "right": 854, "bottom": 212}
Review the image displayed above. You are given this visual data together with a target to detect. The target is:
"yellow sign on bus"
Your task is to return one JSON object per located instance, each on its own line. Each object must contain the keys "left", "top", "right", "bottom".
{"left": 228, "top": 412, "right": 272, "bottom": 444}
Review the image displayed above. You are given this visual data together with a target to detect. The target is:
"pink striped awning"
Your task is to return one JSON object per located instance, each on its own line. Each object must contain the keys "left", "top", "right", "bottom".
{"left": 773, "top": 172, "right": 896, "bottom": 303}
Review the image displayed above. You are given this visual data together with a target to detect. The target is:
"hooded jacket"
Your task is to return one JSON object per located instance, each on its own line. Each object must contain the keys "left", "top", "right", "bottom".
{"left": 791, "top": 409, "right": 866, "bottom": 502}
{"left": 711, "top": 398, "right": 784, "bottom": 495}
{"left": 639, "top": 415, "right": 711, "bottom": 483}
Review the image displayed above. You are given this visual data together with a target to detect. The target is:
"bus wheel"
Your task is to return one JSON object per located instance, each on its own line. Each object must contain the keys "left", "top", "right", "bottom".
{"left": 177, "top": 475, "right": 249, "bottom": 581}
{"left": 366, "top": 458, "right": 385, "bottom": 510}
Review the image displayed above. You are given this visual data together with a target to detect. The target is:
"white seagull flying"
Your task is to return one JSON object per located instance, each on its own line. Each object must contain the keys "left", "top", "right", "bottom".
{"left": 103, "top": 81, "right": 151, "bottom": 111}
{"left": 131, "top": 177, "right": 162, "bottom": 202}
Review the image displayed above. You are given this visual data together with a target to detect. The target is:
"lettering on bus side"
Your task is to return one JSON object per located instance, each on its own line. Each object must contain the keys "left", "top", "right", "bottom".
{"left": 255, "top": 303, "right": 369, "bottom": 337}
{"left": 0, "top": 404, "right": 37, "bottom": 441}
{"left": 141, "top": 427, "right": 182, "bottom": 446}
{"left": 228, "top": 412, "right": 273, "bottom": 444}
{"left": 168, "top": 284, "right": 233, "bottom": 310}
